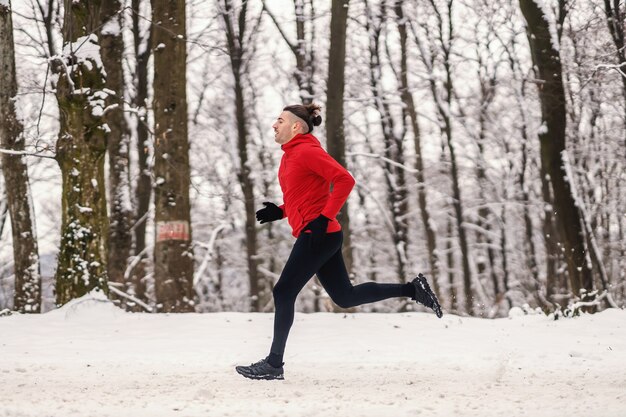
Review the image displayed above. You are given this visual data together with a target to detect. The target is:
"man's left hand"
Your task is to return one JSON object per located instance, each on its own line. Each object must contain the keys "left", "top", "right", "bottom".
{"left": 303, "top": 215, "right": 330, "bottom": 251}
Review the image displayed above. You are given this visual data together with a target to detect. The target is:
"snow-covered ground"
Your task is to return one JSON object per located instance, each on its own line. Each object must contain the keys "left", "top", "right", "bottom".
{"left": 1, "top": 292, "right": 625, "bottom": 417}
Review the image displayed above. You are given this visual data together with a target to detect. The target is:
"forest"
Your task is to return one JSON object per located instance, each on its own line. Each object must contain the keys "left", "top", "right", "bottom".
{"left": 0, "top": 0, "right": 624, "bottom": 317}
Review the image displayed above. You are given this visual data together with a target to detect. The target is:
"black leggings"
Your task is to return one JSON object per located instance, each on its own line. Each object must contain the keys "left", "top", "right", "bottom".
{"left": 269, "top": 231, "right": 408, "bottom": 359}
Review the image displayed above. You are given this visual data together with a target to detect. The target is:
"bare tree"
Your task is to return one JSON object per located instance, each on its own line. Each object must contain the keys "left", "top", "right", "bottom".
{"left": 560, "top": 9, "right": 614, "bottom": 305}
{"left": 262, "top": 0, "right": 318, "bottom": 103}
{"left": 519, "top": 0, "right": 593, "bottom": 302}
{"left": 446, "top": 217, "right": 456, "bottom": 311}
{"left": 364, "top": 1, "right": 410, "bottom": 284}
{"left": 394, "top": 0, "right": 440, "bottom": 293}
{"left": 249, "top": 101, "right": 279, "bottom": 311}
{"left": 54, "top": 0, "right": 110, "bottom": 305}
{"left": 0, "top": 0, "right": 42, "bottom": 313}
{"left": 151, "top": 0, "right": 195, "bottom": 312}
{"left": 131, "top": 0, "right": 152, "bottom": 299}
{"left": 603, "top": 0, "right": 626, "bottom": 157}
{"left": 0, "top": 187, "right": 7, "bottom": 238}
{"left": 100, "top": 0, "right": 133, "bottom": 302}
{"left": 219, "top": 0, "right": 265, "bottom": 311}
{"left": 326, "top": 0, "right": 356, "bottom": 283}
{"left": 494, "top": 21, "right": 549, "bottom": 308}
{"left": 454, "top": 5, "right": 510, "bottom": 311}
{"left": 410, "top": 0, "right": 474, "bottom": 314}
{"left": 599, "top": 0, "right": 626, "bottom": 293}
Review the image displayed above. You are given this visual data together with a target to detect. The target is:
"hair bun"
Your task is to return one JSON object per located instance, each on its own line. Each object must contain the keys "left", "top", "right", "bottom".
{"left": 312, "top": 114, "right": 322, "bottom": 126}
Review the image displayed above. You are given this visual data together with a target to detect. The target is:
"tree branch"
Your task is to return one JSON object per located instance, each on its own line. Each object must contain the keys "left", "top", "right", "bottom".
{"left": 261, "top": 0, "right": 297, "bottom": 54}
{"left": 0, "top": 148, "right": 56, "bottom": 160}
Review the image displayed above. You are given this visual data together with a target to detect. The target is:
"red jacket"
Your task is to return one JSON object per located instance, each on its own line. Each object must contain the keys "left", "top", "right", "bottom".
{"left": 278, "top": 133, "right": 355, "bottom": 238}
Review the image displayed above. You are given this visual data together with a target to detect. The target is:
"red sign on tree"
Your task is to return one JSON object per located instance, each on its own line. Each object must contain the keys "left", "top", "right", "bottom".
{"left": 156, "top": 221, "right": 190, "bottom": 242}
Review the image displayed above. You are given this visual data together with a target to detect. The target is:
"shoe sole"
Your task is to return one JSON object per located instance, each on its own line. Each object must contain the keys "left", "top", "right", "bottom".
{"left": 417, "top": 274, "right": 443, "bottom": 318}
{"left": 236, "top": 368, "right": 284, "bottom": 381}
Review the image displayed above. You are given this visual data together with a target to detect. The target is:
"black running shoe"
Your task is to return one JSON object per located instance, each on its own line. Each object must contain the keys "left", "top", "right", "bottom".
{"left": 235, "top": 357, "right": 284, "bottom": 380}
{"left": 411, "top": 273, "right": 443, "bottom": 318}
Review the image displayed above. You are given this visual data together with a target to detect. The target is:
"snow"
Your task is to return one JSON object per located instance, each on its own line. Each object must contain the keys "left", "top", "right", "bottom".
{"left": 533, "top": 0, "right": 560, "bottom": 52}
{"left": 0, "top": 0, "right": 10, "bottom": 9}
{"left": 88, "top": 90, "right": 108, "bottom": 117}
{"left": 101, "top": 17, "right": 121, "bottom": 37}
{"left": 1, "top": 291, "right": 625, "bottom": 417}
{"left": 75, "top": 204, "right": 93, "bottom": 214}
{"left": 62, "top": 34, "right": 104, "bottom": 74}
{"left": 537, "top": 121, "right": 548, "bottom": 135}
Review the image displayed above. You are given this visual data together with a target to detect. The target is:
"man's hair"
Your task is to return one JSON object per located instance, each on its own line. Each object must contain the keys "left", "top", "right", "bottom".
{"left": 283, "top": 103, "right": 322, "bottom": 133}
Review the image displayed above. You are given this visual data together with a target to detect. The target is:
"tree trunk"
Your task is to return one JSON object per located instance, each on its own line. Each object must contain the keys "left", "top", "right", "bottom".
{"left": 54, "top": 0, "right": 110, "bottom": 305}
{"left": 513, "top": 72, "right": 545, "bottom": 306}
{"left": 235, "top": 71, "right": 260, "bottom": 312}
{"left": 540, "top": 165, "right": 561, "bottom": 301}
{"left": 447, "top": 136, "right": 473, "bottom": 314}
{"left": 0, "top": 0, "right": 42, "bottom": 313}
{"left": 500, "top": 206, "right": 511, "bottom": 309}
{"left": 220, "top": 0, "right": 261, "bottom": 311}
{"left": 366, "top": 2, "right": 409, "bottom": 283}
{"left": 447, "top": 217, "right": 457, "bottom": 311}
{"left": 412, "top": 0, "right": 473, "bottom": 314}
{"left": 603, "top": 0, "right": 626, "bottom": 159}
{"left": 34, "top": 0, "right": 60, "bottom": 59}
{"left": 394, "top": 0, "right": 439, "bottom": 290}
{"left": 502, "top": 5, "right": 551, "bottom": 307}
{"left": 519, "top": 0, "right": 593, "bottom": 300}
{"left": 255, "top": 115, "right": 278, "bottom": 310}
{"left": 460, "top": 16, "right": 501, "bottom": 307}
{"left": 474, "top": 71, "right": 499, "bottom": 304}
{"left": 151, "top": 0, "right": 195, "bottom": 312}
{"left": 618, "top": 185, "right": 626, "bottom": 301}
{"left": 100, "top": 0, "right": 133, "bottom": 299}
{"left": 326, "top": 0, "right": 354, "bottom": 276}
{"left": 0, "top": 187, "right": 7, "bottom": 238}
{"left": 131, "top": 0, "right": 152, "bottom": 304}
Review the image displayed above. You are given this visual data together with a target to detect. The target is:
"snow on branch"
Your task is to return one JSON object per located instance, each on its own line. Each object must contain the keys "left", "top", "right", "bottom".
{"left": 594, "top": 63, "right": 626, "bottom": 79}
{"left": 347, "top": 151, "right": 419, "bottom": 174}
{"left": 107, "top": 283, "right": 153, "bottom": 313}
{"left": 0, "top": 147, "right": 56, "bottom": 160}
{"left": 123, "top": 244, "right": 153, "bottom": 282}
{"left": 258, "top": 266, "right": 280, "bottom": 281}
{"left": 193, "top": 223, "right": 231, "bottom": 287}
{"left": 62, "top": 34, "right": 104, "bottom": 74}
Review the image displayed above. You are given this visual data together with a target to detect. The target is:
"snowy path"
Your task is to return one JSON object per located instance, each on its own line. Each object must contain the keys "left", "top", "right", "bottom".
{"left": 1, "top": 295, "right": 625, "bottom": 417}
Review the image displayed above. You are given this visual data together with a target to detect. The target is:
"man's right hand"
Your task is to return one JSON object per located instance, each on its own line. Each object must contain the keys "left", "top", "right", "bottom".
{"left": 255, "top": 202, "right": 283, "bottom": 224}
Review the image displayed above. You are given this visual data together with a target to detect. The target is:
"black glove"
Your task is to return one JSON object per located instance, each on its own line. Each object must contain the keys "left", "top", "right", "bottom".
{"left": 303, "top": 215, "right": 330, "bottom": 251}
{"left": 255, "top": 202, "right": 283, "bottom": 224}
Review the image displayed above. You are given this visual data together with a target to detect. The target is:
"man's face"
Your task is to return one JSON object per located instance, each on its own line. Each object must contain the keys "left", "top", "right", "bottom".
{"left": 272, "top": 111, "right": 303, "bottom": 145}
